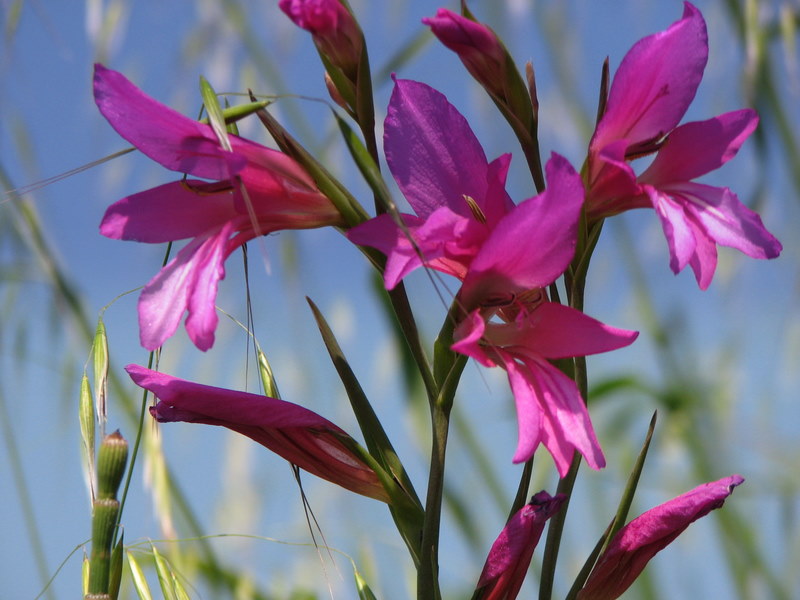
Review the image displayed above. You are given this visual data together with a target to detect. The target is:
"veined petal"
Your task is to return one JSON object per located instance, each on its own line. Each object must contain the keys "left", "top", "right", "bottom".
{"left": 100, "top": 180, "right": 239, "bottom": 243}
{"left": 578, "top": 475, "right": 744, "bottom": 600}
{"left": 591, "top": 3, "right": 707, "bottom": 153}
{"left": 648, "top": 184, "right": 705, "bottom": 281}
{"left": 484, "top": 302, "right": 639, "bottom": 360}
{"left": 137, "top": 222, "right": 235, "bottom": 351}
{"left": 640, "top": 110, "right": 759, "bottom": 183}
{"left": 93, "top": 64, "right": 247, "bottom": 179}
{"left": 461, "top": 154, "right": 583, "bottom": 308}
{"left": 384, "top": 78, "right": 511, "bottom": 219}
{"left": 128, "top": 364, "right": 389, "bottom": 502}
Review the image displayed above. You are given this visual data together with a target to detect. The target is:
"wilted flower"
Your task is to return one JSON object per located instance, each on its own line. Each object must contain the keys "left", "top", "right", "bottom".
{"left": 128, "top": 364, "right": 389, "bottom": 502}
{"left": 94, "top": 65, "right": 342, "bottom": 351}
{"left": 586, "top": 2, "right": 781, "bottom": 289}
{"left": 578, "top": 475, "right": 744, "bottom": 599}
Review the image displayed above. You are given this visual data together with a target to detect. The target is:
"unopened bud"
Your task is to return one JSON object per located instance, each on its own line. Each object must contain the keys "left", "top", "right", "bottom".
{"left": 97, "top": 431, "right": 128, "bottom": 500}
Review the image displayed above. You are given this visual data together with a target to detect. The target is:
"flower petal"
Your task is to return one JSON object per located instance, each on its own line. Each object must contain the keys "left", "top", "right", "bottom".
{"left": 137, "top": 223, "right": 234, "bottom": 351}
{"left": 93, "top": 64, "right": 247, "bottom": 179}
{"left": 460, "top": 154, "right": 583, "bottom": 308}
{"left": 590, "top": 2, "right": 707, "bottom": 153}
{"left": 100, "top": 181, "right": 240, "bottom": 243}
{"left": 640, "top": 110, "right": 759, "bottom": 183}
{"left": 384, "top": 78, "right": 512, "bottom": 220}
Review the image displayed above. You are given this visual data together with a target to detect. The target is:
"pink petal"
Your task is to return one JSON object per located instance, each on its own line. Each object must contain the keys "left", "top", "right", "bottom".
{"left": 384, "top": 78, "right": 512, "bottom": 220}
{"left": 100, "top": 181, "right": 240, "bottom": 243}
{"left": 450, "top": 310, "right": 497, "bottom": 368}
{"left": 460, "top": 154, "right": 583, "bottom": 308}
{"left": 578, "top": 475, "right": 744, "bottom": 600}
{"left": 640, "top": 110, "right": 759, "bottom": 183}
{"left": 484, "top": 302, "right": 639, "bottom": 360}
{"left": 648, "top": 184, "right": 705, "bottom": 281}
{"left": 93, "top": 64, "right": 247, "bottom": 179}
{"left": 591, "top": 3, "right": 707, "bottom": 154}
{"left": 127, "top": 364, "right": 389, "bottom": 502}
{"left": 137, "top": 223, "right": 235, "bottom": 351}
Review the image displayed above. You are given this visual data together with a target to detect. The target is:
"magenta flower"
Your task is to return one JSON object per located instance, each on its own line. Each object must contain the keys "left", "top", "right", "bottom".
{"left": 127, "top": 364, "right": 389, "bottom": 502}
{"left": 586, "top": 2, "right": 781, "bottom": 289}
{"left": 422, "top": 9, "right": 509, "bottom": 101}
{"left": 349, "top": 79, "right": 638, "bottom": 474}
{"left": 577, "top": 475, "right": 744, "bottom": 600}
{"left": 279, "top": 0, "right": 363, "bottom": 77}
{"left": 476, "top": 491, "right": 565, "bottom": 600}
{"left": 94, "top": 65, "right": 342, "bottom": 351}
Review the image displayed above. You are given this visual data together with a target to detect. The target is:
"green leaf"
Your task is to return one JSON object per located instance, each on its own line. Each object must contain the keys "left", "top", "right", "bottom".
{"left": 108, "top": 535, "right": 124, "bottom": 600}
{"left": 79, "top": 373, "right": 95, "bottom": 501}
{"left": 92, "top": 318, "right": 109, "bottom": 427}
{"left": 151, "top": 544, "right": 178, "bottom": 600}
{"left": 353, "top": 566, "right": 378, "bottom": 600}
{"left": 200, "top": 76, "right": 231, "bottom": 152}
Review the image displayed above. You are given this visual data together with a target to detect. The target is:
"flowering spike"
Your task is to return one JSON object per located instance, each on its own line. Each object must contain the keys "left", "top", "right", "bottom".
{"left": 577, "top": 475, "right": 745, "bottom": 600}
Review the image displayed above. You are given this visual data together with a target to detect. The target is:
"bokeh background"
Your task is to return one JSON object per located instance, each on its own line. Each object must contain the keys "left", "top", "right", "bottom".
{"left": 1, "top": 0, "right": 798, "bottom": 598}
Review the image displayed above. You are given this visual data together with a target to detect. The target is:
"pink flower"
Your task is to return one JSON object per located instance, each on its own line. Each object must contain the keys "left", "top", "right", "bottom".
{"left": 279, "top": 0, "right": 363, "bottom": 77}
{"left": 349, "top": 79, "right": 638, "bottom": 474}
{"left": 577, "top": 475, "right": 744, "bottom": 600}
{"left": 94, "top": 65, "right": 342, "bottom": 351}
{"left": 476, "top": 491, "right": 565, "bottom": 600}
{"left": 422, "top": 9, "right": 509, "bottom": 101}
{"left": 127, "top": 364, "right": 389, "bottom": 502}
{"left": 586, "top": 2, "right": 781, "bottom": 289}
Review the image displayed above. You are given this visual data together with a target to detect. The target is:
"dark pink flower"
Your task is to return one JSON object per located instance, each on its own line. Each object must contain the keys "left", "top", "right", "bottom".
{"left": 476, "top": 491, "right": 566, "bottom": 600}
{"left": 279, "top": 0, "right": 363, "bottom": 77}
{"left": 94, "top": 65, "right": 342, "bottom": 351}
{"left": 423, "top": 9, "right": 508, "bottom": 100}
{"left": 578, "top": 475, "right": 744, "bottom": 600}
{"left": 128, "top": 364, "right": 389, "bottom": 502}
{"left": 349, "top": 79, "right": 638, "bottom": 474}
{"left": 586, "top": 2, "right": 781, "bottom": 289}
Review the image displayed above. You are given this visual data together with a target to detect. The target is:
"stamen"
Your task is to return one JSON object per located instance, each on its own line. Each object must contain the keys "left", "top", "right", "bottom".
{"left": 463, "top": 194, "right": 487, "bottom": 224}
{"left": 180, "top": 179, "right": 234, "bottom": 195}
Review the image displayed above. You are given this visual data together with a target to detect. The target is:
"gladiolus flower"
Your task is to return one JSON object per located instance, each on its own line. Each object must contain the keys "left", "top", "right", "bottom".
{"left": 586, "top": 2, "right": 781, "bottom": 289}
{"left": 127, "top": 364, "right": 389, "bottom": 502}
{"left": 577, "top": 475, "right": 744, "bottom": 600}
{"left": 476, "top": 491, "right": 566, "bottom": 600}
{"left": 349, "top": 79, "right": 638, "bottom": 474}
{"left": 94, "top": 64, "right": 342, "bottom": 351}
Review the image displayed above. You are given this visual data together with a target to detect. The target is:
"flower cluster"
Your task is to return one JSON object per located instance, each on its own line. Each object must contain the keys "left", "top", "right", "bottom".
{"left": 93, "top": 1, "right": 777, "bottom": 597}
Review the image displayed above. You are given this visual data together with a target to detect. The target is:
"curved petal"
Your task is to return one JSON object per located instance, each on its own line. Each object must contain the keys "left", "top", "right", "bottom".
{"left": 384, "top": 78, "right": 511, "bottom": 219}
{"left": 137, "top": 222, "right": 235, "bottom": 351}
{"left": 648, "top": 184, "right": 706, "bottom": 281}
{"left": 482, "top": 302, "right": 639, "bottom": 360}
{"left": 451, "top": 310, "right": 497, "bottom": 368}
{"left": 460, "top": 154, "right": 583, "bottom": 308}
{"left": 100, "top": 180, "right": 239, "bottom": 243}
{"left": 590, "top": 3, "right": 707, "bottom": 153}
{"left": 93, "top": 64, "right": 247, "bottom": 179}
{"left": 640, "top": 110, "right": 759, "bottom": 183}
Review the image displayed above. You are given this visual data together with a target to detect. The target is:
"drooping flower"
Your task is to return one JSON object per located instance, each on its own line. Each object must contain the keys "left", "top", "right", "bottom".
{"left": 586, "top": 2, "right": 781, "bottom": 289}
{"left": 577, "top": 475, "right": 744, "bottom": 599}
{"left": 476, "top": 491, "right": 566, "bottom": 600}
{"left": 349, "top": 79, "right": 638, "bottom": 475}
{"left": 94, "top": 65, "right": 342, "bottom": 351}
{"left": 127, "top": 364, "right": 389, "bottom": 502}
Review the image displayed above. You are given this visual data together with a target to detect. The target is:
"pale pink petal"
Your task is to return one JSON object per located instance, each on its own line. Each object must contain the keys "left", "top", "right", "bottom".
{"left": 502, "top": 354, "right": 545, "bottom": 464}
{"left": 93, "top": 64, "right": 246, "bottom": 179}
{"left": 100, "top": 181, "right": 239, "bottom": 243}
{"left": 384, "top": 78, "right": 512, "bottom": 219}
{"left": 591, "top": 3, "right": 707, "bottom": 153}
{"left": 138, "top": 223, "right": 235, "bottom": 351}
{"left": 450, "top": 310, "right": 497, "bottom": 368}
{"left": 460, "top": 154, "right": 583, "bottom": 307}
{"left": 648, "top": 184, "right": 702, "bottom": 279}
{"left": 640, "top": 110, "right": 759, "bottom": 183}
{"left": 578, "top": 475, "right": 744, "bottom": 600}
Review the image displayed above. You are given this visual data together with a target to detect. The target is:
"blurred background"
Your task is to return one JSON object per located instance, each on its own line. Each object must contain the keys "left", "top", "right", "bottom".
{"left": 1, "top": 0, "right": 798, "bottom": 598}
